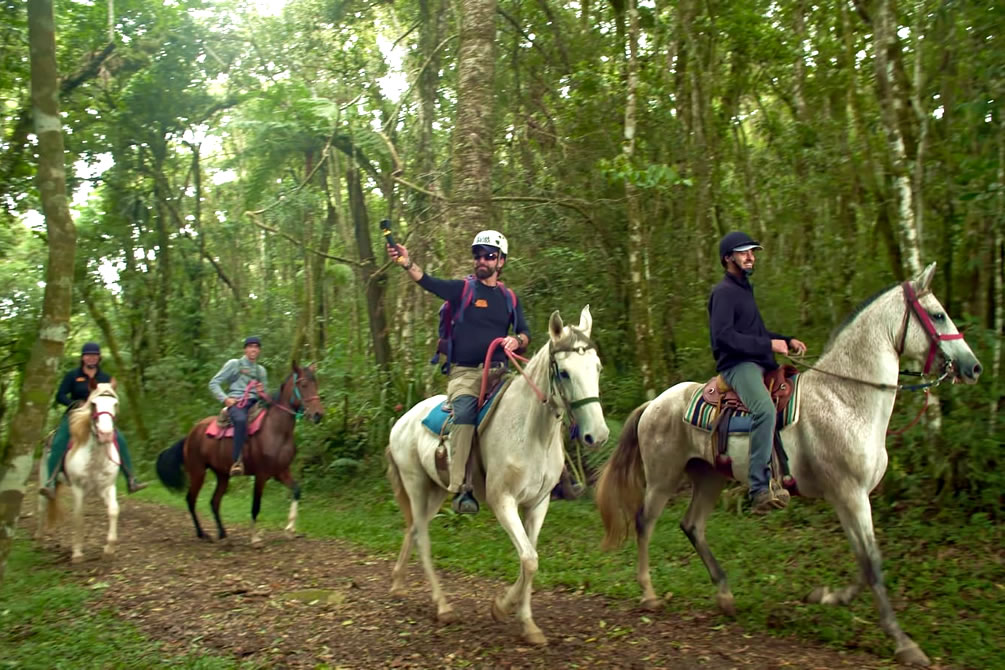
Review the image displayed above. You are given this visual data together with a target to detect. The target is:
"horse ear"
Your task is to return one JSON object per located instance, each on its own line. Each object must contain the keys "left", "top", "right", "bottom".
{"left": 549, "top": 310, "right": 564, "bottom": 341}
{"left": 292, "top": 361, "right": 301, "bottom": 374}
{"left": 578, "top": 305, "right": 593, "bottom": 338}
{"left": 915, "top": 262, "right": 937, "bottom": 292}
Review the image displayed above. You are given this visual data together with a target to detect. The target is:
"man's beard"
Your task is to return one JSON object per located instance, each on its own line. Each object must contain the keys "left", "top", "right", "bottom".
{"left": 742, "top": 267, "right": 755, "bottom": 278}
{"left": 475, "top": 265, "right": 494, "bottom": 279}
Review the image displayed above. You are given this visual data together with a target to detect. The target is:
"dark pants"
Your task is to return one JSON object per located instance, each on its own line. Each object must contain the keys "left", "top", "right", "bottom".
{"left": 230, "top": 399, "right": 258, "bottom": 463}
{"left": 721, "top": 362, "right": 776, "bottom": 497}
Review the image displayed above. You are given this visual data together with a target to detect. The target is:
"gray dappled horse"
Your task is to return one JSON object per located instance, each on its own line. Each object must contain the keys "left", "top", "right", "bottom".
{"left": 596, "top": 264, "right": 981, "bottom": 666}
{"left": 36, "top": 383, "right": 122, "bottom": 563}
{"left": 386, "top": 306, "right": 609, "bottom": 645}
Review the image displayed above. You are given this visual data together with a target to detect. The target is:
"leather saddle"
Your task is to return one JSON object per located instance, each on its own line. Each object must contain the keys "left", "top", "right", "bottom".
{"left": 702, "top": 364, "right": 798, "bottom": 414}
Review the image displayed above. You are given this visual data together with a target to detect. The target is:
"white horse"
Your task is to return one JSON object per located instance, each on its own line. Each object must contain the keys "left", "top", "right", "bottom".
{"left": 36, "top": 383, "right": 122, "bottom": 563}
{"left": 386, "top": 305, "right": 609, "bottom": 645}
{"left": 596, "top": 264, "right": 981, "bottom": 667}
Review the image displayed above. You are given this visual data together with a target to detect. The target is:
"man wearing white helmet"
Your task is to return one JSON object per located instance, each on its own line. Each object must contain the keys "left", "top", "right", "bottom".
{"left": 388, "top": 229, "right": 531, "bottom": 514}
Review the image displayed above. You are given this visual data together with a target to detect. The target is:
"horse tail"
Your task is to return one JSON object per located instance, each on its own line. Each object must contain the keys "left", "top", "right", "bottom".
{"left": 156, "top": 439, "right": 188, "bottom": 492}
{"left": 385, "top": 447, "right": 413, "bottom": 529}
{"left": 596, "top": 401, "right": 651, "bottom": 551}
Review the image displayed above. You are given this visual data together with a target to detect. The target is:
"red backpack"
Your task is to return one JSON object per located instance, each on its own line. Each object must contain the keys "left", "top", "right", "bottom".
{"left": 430, "top": 275, "right": 518, "bottom": 374}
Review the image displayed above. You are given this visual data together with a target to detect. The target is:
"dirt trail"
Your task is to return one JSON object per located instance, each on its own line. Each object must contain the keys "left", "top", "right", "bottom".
{"left": 21, "top": 495, "right": 902, "bottom": 669}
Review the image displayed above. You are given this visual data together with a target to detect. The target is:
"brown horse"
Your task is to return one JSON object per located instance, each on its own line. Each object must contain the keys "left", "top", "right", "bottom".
{"left": 156, "top": 363, "right": 324, "bottom": 543}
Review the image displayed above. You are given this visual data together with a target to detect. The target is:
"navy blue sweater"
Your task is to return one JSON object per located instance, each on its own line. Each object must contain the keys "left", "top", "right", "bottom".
{"left": 418, "top": 274, "right": 530, "bottom": 367}
{"left": 708, "top": 272, "right": 789, "bottom": 372}
{"left": 56, "top": 366, "right": 111, "bottom": 407}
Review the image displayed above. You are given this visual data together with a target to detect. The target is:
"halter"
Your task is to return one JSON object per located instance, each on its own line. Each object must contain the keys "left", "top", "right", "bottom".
{"left": 268, "top": 372, "right": 321, "bottom": 419}
{"left": 896, "top": 281, "right": 965, "bottom": 376}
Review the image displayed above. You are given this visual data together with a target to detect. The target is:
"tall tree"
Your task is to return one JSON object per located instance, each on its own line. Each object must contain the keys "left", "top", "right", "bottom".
{"left": 0, "top": 0, "right": 77, "bottom": 584}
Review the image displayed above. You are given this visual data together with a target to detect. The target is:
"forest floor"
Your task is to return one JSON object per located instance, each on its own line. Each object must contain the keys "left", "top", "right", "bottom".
{"left": 18, "top": 492, "right": 916, "bottom": 670}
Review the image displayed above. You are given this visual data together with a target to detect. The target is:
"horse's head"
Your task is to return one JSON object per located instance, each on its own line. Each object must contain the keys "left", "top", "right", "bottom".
{"left": 289, "top": 362, "right": 325, "bottom": 423}
{"left": 901, "top": 263, "right": 981, "bottom": 384}
{"left": 548, "top": 305, "right": 610, "bottom": 447}
{"left": 86, "top": 383, "right": 118, "bottom": 444}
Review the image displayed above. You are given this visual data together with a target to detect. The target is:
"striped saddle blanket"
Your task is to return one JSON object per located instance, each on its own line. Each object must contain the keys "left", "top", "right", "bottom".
{"left": 683, "top": 373, "right": 802, "bottom": 433}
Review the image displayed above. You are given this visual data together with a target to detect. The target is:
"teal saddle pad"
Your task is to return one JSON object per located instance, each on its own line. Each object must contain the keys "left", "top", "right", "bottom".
{"left": 421, "top": 385, "right": 505, "bottom": 436}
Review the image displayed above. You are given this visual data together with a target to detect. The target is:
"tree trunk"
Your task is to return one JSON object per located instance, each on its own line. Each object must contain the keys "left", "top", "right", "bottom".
{"left": 347, "top": 167, "right": 392, "bottom": 371}
{"left": 451, "top": 0, "right": 497, "bottom": 272}
{"left": 622, "top": 0, "right": 663, "bottom": 399}
{"left": 0, "top": 0, "right": 77, "bottom": 585}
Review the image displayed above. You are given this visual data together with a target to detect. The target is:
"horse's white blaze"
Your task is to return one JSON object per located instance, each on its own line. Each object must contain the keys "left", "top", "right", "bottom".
{"left": 388, "top": 305, "right": 608, "bottom": 645}
{"left": 597, "top": 263, "right": 980, "bottom": 667}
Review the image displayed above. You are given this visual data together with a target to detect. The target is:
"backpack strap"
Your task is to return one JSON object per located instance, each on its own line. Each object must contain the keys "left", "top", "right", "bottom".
{"left": 453, "top": 276, "right": 479, "bottom": 326}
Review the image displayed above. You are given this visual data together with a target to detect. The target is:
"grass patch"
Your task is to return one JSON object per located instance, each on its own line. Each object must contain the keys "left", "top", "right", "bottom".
{"left": 140, "top": 465, "right": 1004, "bottom": 668}
{"left": 0, "top": 540, "right": 253, "bottom": 669}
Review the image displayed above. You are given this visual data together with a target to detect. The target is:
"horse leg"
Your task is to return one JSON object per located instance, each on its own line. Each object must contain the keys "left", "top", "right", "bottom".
{"left": 828, "top": 490, "right": 930, "bottom": 667}
{"left": 413, "top": 485, "right": 454, "bottom": 622}
{"left": 636, "top": 483, "right": 673, "bottom": 611}
{"left": 274, "top": 469, "right": 301, "bottom": 538}
{"left": 209, "top": 472, "right": 230, "bottom": 540}
{"left": 490, "top": 495, "right": 548, "bottom": 646}
{"left": 101, "top": 482, "right": 120, "bottom": 558}
{"left": 680, "top": 461, "right": 733, "bottom": 615}
{"left": 70, "top": 485, "right": 86, "bottom": 564}
{"left": 186, "top": 467, "right": 209, "bottom": 540}
{"left": 250, "top": 475, "right": 267, "bottom": 545}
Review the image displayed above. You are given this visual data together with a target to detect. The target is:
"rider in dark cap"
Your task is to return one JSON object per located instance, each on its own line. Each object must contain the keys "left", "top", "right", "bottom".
{"left": 40, "top": 342, "right": 147, "bottom": 499}
{"left": 708, "top": 233, "right": 807, "bottom": 514}
{"left": 209, "top": 336, "right": 268, "bottom": 476}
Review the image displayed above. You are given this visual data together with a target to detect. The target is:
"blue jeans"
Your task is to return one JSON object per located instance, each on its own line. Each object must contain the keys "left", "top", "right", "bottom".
{"left": 721, "top": 362, "right": 776, "bottom": 497}
{"left": 229, "top": 399, "right": 258, "bottom": 462}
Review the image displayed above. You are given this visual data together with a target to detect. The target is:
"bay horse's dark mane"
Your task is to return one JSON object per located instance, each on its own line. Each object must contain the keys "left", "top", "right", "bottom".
{"left": 824, "top": 282, "right": 898, "bottom": 353}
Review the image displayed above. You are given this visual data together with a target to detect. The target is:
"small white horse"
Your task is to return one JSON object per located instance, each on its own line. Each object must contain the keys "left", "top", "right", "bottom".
{"left": 386, "top": 305, "right": 609, "bottom": 645}
{"left": 36, "top": 383, "right": 122, "bottom": 563}
{"left": 596, "top": 264, "right": 981, "bottom": 667}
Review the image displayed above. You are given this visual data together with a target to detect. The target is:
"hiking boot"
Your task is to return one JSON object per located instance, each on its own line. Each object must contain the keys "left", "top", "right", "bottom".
{"left": 750, "top": 488, "right": 786, "bottom": 514}
{"left": 451, "top": 491, "right": 479, "bottom": 515}
{"left": 39, "top": 486, "right": 57, "bottom": 501}
{"left": 127, "top": 478, "right": 148, "bottom": 494}
{"left": 229, "top": 460, "right": 245, "bottom": 476}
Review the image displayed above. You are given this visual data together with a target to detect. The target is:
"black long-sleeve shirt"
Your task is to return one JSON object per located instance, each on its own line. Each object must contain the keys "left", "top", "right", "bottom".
{"left": 56, "top": 366, "right": 111, "bottom": 407}
{"left": 418, "top": 274, "right": 530, "bottom": 367}
{"left": 708, "top": 272, "right": 789, "bottom": 372}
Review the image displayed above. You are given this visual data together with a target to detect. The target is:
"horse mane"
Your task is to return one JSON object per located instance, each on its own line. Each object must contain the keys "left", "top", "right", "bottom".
{"left": 824, "top": 282, "right": 897, "bottom": 353}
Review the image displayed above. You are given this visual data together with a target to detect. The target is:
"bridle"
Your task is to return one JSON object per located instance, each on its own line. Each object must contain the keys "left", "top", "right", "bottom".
{"left": 548, "top": 339, "right": 603, "bottom": 414}
{"left": 270, "top": 372, "right": 320, "bottom": 418}
{"left": 895, "top": 281, "right": 965, "bottom": 376}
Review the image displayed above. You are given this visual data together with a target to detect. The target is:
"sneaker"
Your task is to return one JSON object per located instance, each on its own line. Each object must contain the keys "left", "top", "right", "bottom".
{"left": 229, "top": 460, "right": 245, "bottom": 476}
{"left": 750, "top": 488, "right": 785, "bottom": 514}
{"left": 451, "top": 491, "right": 479, "bottom": 515}
{"left": 127, "top": 479, "right": 148, "bottom": 494}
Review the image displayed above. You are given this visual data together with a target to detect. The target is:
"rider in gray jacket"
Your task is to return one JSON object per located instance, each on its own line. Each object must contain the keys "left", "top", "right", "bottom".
{"left": 209, "top": 336, "right": 268, "bottom": 476}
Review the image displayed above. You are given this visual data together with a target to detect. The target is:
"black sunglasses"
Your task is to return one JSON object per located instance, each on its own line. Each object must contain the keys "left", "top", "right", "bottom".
{"left": 473, "top": 252, "right": 499, "bottom": 261}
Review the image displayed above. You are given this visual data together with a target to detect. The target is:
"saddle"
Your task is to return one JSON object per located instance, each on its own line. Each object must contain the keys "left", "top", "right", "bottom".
{"left": 702, "top": 364, "right": 798, "bottom": 415}
{"left": 703, "top": 365, "right": 800, "bottom": 495}
{"left": 205, "top": 403, "right": 267, "bottom": 439}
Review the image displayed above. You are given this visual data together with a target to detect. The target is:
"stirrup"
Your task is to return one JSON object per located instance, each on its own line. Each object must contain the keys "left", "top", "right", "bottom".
{"left": 229, "top": 460, "right": 245, "bottom": 476}
{"left": 39, "top": 486, "right": 57, "bottom": 501}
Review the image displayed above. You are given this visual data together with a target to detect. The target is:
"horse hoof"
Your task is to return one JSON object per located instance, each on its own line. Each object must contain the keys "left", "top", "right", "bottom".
{"left": 523, "top": 630, "right": 548, "bottom": 646}
{"left": 71, "top": 554, "right": 85, "bottom": 565}
{"left": 491, "top": 597, "right": 509, "bottom": 622}
{"left": 437, "top": 608, "right": 458, "bottom": 624}
{"left": 389, "top": 584, "right": 407, "bottom": 598}
{"left": 640, "top": 597, "right": 663, "bottom": 612}
{"left": 805, "top": 586, "right": 826, "bottom": 604}
{"left": 716, "top": 593, "right": 736, "bottom": 617}
{"left": 102, "top": 546, "right": 116, "bottom": 558}
{"left": 895, "top": 642, "right": 931, "bottom": 667}
{"left": 250, "top": 535, "right": 263, "bottom": 546}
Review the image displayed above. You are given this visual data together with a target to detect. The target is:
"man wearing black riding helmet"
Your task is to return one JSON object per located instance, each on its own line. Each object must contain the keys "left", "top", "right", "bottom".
{"left": 39, "top": 342, "right": 147, "bottom": 500}
{"left": 708, "top": 232, "right": 807, "bottom": 514}
{"left": 387, "top": 230, "right": 531, "bottom": 515}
